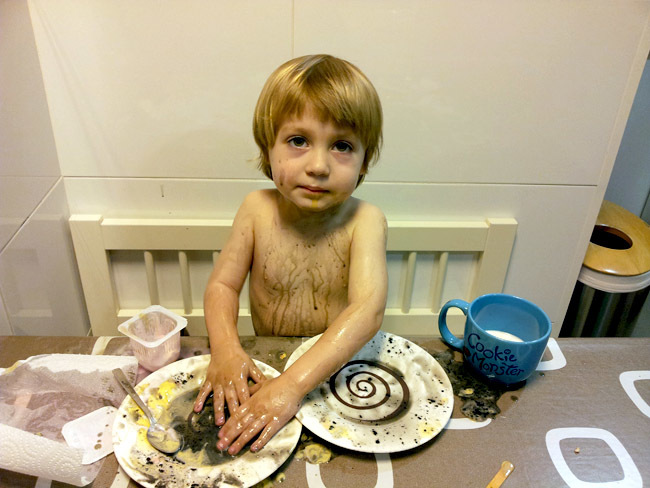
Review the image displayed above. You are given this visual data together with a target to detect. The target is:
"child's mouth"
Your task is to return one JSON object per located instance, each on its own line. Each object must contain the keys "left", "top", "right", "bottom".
{"left": 300, "top": 186, "right": 327, "bottom": 194}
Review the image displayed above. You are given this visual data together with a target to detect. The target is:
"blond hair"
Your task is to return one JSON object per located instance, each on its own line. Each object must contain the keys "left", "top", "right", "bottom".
{"left": 253, "top": 54, "right": 382, "bottom": 185}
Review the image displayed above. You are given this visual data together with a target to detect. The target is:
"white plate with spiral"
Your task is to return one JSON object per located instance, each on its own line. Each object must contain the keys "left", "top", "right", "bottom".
{"left": 285, "top": 331, "right": 453, "bottom": 453}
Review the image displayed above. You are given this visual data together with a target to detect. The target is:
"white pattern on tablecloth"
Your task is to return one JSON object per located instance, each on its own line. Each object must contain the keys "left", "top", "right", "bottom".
{"left": 545, "top": 427, "right": 642, "bottom": 487}
{"left": 305, "top": 453, "right": 393, "bottom": 488}
{"left": 445, "top": 417, "right": 492, "bottom": 429}
{"left": 620, "top": 371, "right": 650, "bottom": 418}
{"left": 536, "top": 338, "right": 566, "bottom": 371}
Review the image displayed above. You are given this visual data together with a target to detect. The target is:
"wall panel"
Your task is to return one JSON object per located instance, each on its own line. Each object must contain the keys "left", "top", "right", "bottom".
{"left": 294, "top": 0, "right": 650, "bottom": 185}
{"left": 0, "top": 181, "right": 89, "bottom": 335}
{"left": 28, "top": 0, "right": 293, "bottom": 178}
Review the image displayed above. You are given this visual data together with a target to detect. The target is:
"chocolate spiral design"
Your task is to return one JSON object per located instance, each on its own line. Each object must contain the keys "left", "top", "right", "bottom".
{"left": 328, "top": 360, "right": 410, "bottom": 422}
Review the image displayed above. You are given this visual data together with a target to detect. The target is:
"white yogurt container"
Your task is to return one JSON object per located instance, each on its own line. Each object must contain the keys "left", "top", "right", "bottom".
{"left": 118, "top": 305, "right": 187, "bottom": 371}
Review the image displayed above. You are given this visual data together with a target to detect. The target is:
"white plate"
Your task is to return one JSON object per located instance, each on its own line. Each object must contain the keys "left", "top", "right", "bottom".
{"left": 113, "top": 355, "right": 301, "bottom": 488}
{"left": 285, "top": 331, "right": 453, "bottom": 453}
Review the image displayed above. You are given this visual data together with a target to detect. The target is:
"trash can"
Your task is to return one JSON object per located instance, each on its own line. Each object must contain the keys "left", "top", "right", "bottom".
{"left": 561, "top": 200, "right": 650, "bottom": 337}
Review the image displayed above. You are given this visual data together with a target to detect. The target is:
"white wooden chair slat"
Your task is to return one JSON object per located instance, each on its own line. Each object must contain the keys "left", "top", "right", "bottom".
{"left": 178, "top": 251, "right": 192, "bottom": 315}
{"left": 401, "top": 251, "right": 417, "bottom": 313}
{"left": 69, "top": 215, "right": 517, "bottom": 337}
{"left": 431, "top": 251, "right": 449, "bottom": 312}
{"left": 143, "top": 250, "right": 159, "bottom": 305}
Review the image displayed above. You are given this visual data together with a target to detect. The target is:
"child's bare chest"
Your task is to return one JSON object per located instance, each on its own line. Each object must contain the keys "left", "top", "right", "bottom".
{"left": 255, "top": 225, "right": 351, "bottom": 291}
{"left": 249, "top": 221, "right": 352, "bottom": 335}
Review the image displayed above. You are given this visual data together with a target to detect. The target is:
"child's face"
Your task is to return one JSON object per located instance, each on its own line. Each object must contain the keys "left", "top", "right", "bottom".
{"left": 269, "top": 106, "right": 365, "bottom": 214}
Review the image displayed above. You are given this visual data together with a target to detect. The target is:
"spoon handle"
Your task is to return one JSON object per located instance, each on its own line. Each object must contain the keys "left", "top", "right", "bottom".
{"left": 486, "top": 461, "right": 515, "bottom": 488}
{"left": 113, "top": 368, "right": 155, "bottom": 423}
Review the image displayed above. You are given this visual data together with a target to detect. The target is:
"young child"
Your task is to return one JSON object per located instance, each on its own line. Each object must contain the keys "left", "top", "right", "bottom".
{"left": 192, "top": 54, "right": 388, "bottom": 455}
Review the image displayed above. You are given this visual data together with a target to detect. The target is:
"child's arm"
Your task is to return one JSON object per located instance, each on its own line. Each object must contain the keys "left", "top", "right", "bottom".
{"left": 192, "top": 194, "right": 266, "bottom": 424}
{"left": 216, "top": 204, "right": 388, "bottom": 454}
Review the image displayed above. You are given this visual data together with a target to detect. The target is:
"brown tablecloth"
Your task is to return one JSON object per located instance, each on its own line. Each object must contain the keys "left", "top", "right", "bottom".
{"left": 1, "top": 335, "right": 649, "bottom": 488}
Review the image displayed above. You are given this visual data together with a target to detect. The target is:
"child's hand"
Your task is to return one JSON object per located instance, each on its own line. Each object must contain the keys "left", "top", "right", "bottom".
{"left": 215, "top": 373, "right": 302, "bottom": 455}
{"left": 192, "top": 346, "right": 266, "bottom": 425}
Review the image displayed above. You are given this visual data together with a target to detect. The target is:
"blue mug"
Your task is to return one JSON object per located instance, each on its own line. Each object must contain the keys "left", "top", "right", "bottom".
{"left": 438, "top": 293, "right": 551, "bottom": 386}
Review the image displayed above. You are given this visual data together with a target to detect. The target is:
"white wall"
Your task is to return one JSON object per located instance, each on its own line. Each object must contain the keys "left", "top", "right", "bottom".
{"left": 2, "top": 1, "right": 650, "bottom": 336}
{"left": 0, "top": 0, "right": 88, "bottom": 335}
{"left": 0, "top": 0, "right": 59, "bottom": 246}
{"left": 605, "top": 59, "right": 650, "bottom": 219}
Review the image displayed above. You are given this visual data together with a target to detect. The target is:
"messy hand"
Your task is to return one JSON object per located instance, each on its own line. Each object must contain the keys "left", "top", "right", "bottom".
{"left": 216, "top": 373, "right": 303, "bottom": 455}
{"left": 192, "top": 346, "right": 266, "bottom": 426}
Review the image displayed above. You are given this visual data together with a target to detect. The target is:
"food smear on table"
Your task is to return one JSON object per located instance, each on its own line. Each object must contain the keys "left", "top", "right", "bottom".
{"left": 294, "top": 433, "right": 334, "bottom": 464}
{"left": 252, "top": 471, "right": 287, "bottom": 488}
{"left": 296, "top": 442, "right": 332, "bottom": 464}
{"left": 432, "top": 349, "right": 506, "bottom": 421}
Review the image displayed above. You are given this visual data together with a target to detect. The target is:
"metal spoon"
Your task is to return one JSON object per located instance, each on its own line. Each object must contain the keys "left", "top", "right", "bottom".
{"left": 113, "top": 368, "right": 183, "bottom": 455}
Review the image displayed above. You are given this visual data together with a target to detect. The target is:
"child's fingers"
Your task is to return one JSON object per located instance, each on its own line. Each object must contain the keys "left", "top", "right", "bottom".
{"left": 249, "top": 363, "right": 267, "bottom": 384}
{"left": 193, "top": 381, "right": 212, "bottom": 412}
{"left": 224, "top": 385, "right": 240, "bottom": 414}
{"left": 234, "top": 377, "right": 251, "bottom": 406}
{"left": 212, "top": 384, "right": 226, "bottom": 425}
{"left": 227, "top": 417, "right": 266, "bottom": 455}
{"left": 250, "top": 420, "right": 282, "bottom": 453}
{"left": 216, "top": 408, "right": 253, "bottom": 450}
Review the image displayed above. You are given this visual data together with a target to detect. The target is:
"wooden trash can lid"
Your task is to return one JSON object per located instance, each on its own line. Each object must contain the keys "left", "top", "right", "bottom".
{"left": 583, "top": 200, "right": 650, "bottom": 276}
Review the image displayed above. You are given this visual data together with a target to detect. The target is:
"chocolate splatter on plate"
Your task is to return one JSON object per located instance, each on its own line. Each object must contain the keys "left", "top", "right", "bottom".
{"left": 285, "top": 331, "right": 453, "bottom": 453}
{"left": 113, "top": 355, "right": 301, "bottom": 488}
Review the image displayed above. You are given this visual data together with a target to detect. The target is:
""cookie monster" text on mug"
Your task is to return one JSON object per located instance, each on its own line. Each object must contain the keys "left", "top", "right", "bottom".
{"left": 465, "top": 333, "right": 524, "bottom": 377}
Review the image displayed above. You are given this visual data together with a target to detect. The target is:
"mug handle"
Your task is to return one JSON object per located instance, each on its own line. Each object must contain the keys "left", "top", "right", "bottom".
{"left": 438, "top": 299, "right": 469, "bottom": 350}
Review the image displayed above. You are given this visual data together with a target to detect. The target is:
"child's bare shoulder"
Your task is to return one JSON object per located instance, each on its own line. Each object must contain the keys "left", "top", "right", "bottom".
{"left": 350, "top": 199, "right": 387, "bottom": 229}
{"left": 355, "top": 199, "right": 385, "bottom": 218}
{"left": 241, "top": 189, "right": 276, "bottom": 207}
{"left": 346, "top": 200, "right": 387, "bottom": 251}
{"left": 238, "top": 189, "right": 277, "bottom": 216}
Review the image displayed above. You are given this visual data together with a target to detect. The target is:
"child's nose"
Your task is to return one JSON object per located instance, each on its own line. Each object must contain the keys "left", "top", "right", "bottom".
{"left": 305, "top": 149, "right": 330, "bottom": 176}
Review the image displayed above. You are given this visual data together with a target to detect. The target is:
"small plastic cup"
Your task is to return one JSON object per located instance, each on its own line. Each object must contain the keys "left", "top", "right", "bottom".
{"left": 118, "top": 305, "right": 187, "bottom": 371}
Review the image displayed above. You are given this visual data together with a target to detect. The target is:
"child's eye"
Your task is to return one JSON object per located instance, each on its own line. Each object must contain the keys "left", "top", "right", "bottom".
{"left": 333, "top": 141, "right": 353, "bottom": 152}
{"left": 288, "top": 136, "right": 308, "bottom": 148}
